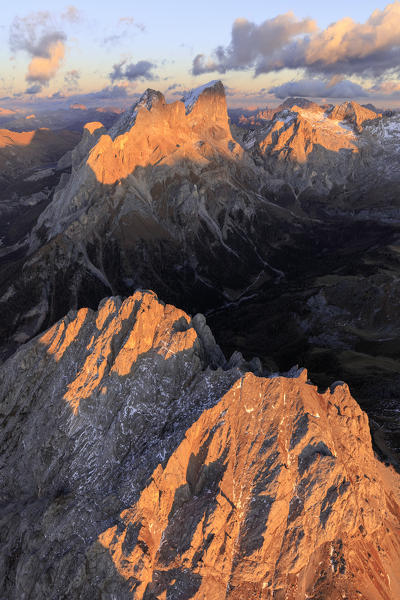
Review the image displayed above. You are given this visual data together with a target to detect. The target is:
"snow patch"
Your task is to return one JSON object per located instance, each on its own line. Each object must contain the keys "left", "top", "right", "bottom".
{"left": 108, "top": 89, "right": 164, "bottom": 139}
{"left": 182, "top": 80, "right": 220, "bottom": 114}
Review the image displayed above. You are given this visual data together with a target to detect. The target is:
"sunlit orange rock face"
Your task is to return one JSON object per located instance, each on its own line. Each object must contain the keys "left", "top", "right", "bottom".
{"left": 328, "top": 102, "right": 380, "bottom": 132}
{"left": 87, "top": 81, "right": 241, "bottom": 184}
{"left": 0, "top": 128, "right": 36, "bottom": 148}
{"left": 83, "top": 121, "right": 105, "bottom": 135}
{"left": 99, "top": 370, "right": 400, "bottom": 599}
{"left": 1, "top": 290, "right": 400, "bottom": 598}
{"left": 252, "top": 100, "right": 379, "bottom": 165}
{"left": 258, "top": 108, "right": 358, "bottom": 163}
{"left": 40, "top": 291, "right": 198, "bottom": 413}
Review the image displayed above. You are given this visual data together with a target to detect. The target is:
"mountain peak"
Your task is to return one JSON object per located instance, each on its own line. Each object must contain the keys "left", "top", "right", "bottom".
{"left": 83, "top": 79, "right": 237, "bottom": 184}
{"left": 182, "top": 80, "right": 223, "bottom": 114}
{"left": 280, "top": 97, "right": 320, "bottom": 111}
{"left": 328, "top": 101, "right": 380, "bottom": 131}
{"left": 83, "top": 121, "right": 105, "bottom": 135}
{"left": 137, "top": 88, "right": 165, "bottom": 111}
{"left": 107, "top": 89, "right": 166, "bottom": 139}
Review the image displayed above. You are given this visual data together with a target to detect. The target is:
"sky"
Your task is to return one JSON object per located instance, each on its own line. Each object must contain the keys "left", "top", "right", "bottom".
{"left": 1, "top": 0, "right": 400, "bottom": 111}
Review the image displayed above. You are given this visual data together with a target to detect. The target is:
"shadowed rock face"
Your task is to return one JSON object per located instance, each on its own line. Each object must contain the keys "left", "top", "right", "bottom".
{"left": 1, "top": 82, "right": 400, "bottom": 469}
{"left": 0, "top": 291, "right": 399, "bottom": 599}
{"left": 0, "top": 127, "right": 80, "bottom": 182}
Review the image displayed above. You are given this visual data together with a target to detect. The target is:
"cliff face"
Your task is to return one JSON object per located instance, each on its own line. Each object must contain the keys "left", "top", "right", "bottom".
{"left": 86, "top": 82, "right": 237, "bottom": 185}
{"left": 328, "top": 101, "right": 381, "bottom": 132}
{"left": 242, "top": 100, "right": 395, "bottom": 197}
{"left": 258, "top": 108, "right": 357, "bottom": 161}
{"left": 0, "top": 291, "right": 399, "bottom": 599}
{"left": 101, "top": 372, "right": 400, "bottom": 600}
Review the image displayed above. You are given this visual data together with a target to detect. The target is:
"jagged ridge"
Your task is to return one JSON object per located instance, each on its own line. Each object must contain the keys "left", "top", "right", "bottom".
{"left": 0, "top": 290, "right": 399, "bottom": 599}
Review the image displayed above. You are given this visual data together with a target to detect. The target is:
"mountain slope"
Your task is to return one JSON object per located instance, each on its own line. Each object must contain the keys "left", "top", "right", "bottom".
{"left": 328, "top": 101, "right": 381, "bottom": 132}
{"left": 0, "top": 290, "right": 399, "bottom": 599}
{"left": 0, "top": 81, "right": 296, "bottom": 360}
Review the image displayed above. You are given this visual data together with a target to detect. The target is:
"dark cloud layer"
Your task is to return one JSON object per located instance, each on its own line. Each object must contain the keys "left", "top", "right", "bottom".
{"left": 193, "top": 3, "right": 400, "bottom": 79}
{"left": 25, "top": 83, "right": 42, "bottom": 95}
{"left": 80, "top": 85, "right": 130, "bottom": 100}
{"left": 166, "top": 83, "right": 182, "bottom": 92}
{"left": 64, "top": 69, "right": 80, "bottom": 90}
{"left": 109, "top": 60, "right": 156, "bottom": 82}
{"left": 270, "top": 78, "right": 369, "bottom": 99}
{"left": 193, "top": 12, "right": 316, "bottom": 75}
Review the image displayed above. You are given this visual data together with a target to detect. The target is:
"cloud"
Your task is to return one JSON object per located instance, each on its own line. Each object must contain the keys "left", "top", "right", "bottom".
{"left": 119, "top": 17, "right": 134, "bottom": 25}
{"left": 170, "top": 88, "right": 189, "bottom": 97}
{"left": 118, "top": 16, "right": 145, "bottom": 31}
{"left": 225, "top": 86, "right": 268, "bottom": 98}
{"left": 62, "top": 6, "right": 81, "bottom": 23}
{"left": 109, "top": 60, "right": 156, "bottom": 82}
{"left": 270, "top": 78, "right": 369, "bottom": 99}
{"left": 64, "top": 69, "right": 80, "bottom": 90}
{"left": 50, "top": 91, "right": 66, "bottom": 99}
{"left": 26, "top": 40, "right": 65, "bottom": 84}
{"left": 193, "top": 2, "right": 400, "bottom": 79}
{"left": 166, "top": 82, "right": 182, "bottom": 92}
{"left": 25, "top": 83, "right": 42, "bottom": 94}
{"left": 71, "top": 85, "right": 133, "bottom": 104}
{"left": 370, "top": 80, "right": 400, "bottom": 98}
{"left": 9, "top": 12, "right": 66, "bottom": 85}
{"left": 62, "top": 85, "right": 142, "bottom": 109}
{"left": 192, "top": 12, "right": 317, "bottom": 75}
{"left": 87, "top": 85, "right": 129, "bottom": 99}
{"left": 103, "top": 16, "right": 145, "bottom": 45}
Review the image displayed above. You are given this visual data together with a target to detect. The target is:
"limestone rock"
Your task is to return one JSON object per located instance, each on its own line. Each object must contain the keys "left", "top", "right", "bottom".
{"left": 0, "top": 290, "right": 399, "bottom": 599}
{"left": 328, "top": 101, "right": 381, "bottom": 132}
{"left": 57, "top": 121, "right": 106, "bottom": 171}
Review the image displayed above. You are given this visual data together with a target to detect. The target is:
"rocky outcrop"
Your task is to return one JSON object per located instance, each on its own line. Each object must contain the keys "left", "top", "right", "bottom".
{"left": 244, "top": 105, "right": 359, "bottom": 195}
{"left": 258, "top": 109, "right": 357, "bottom": 161}
{"left": 100, "top": 371, "right": 400, "bottom": 600}
{"left": 328, "top": 101, "right": 381, "bottom": 132}
{"left": 279, "top": 97, "right": 321, "bottom": 112}
{"left": 230, "top": 98, "right": 323, "bottom": 130}
{"left": 56, "top": 121, "right": 106, "bottom": 171}
{"left": 84, "top": 82, "right": 238, "bottom": 186}
{"left": 0, "top": 290, "right": 399, "bottom": 599}
{"left": 0, "top": 291, "right": 254, "bottom": 599}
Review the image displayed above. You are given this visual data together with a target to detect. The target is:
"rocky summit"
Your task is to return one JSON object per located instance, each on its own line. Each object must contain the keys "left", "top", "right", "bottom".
{"left": 1, "top": 290, "right": 399, "bottom": 599}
